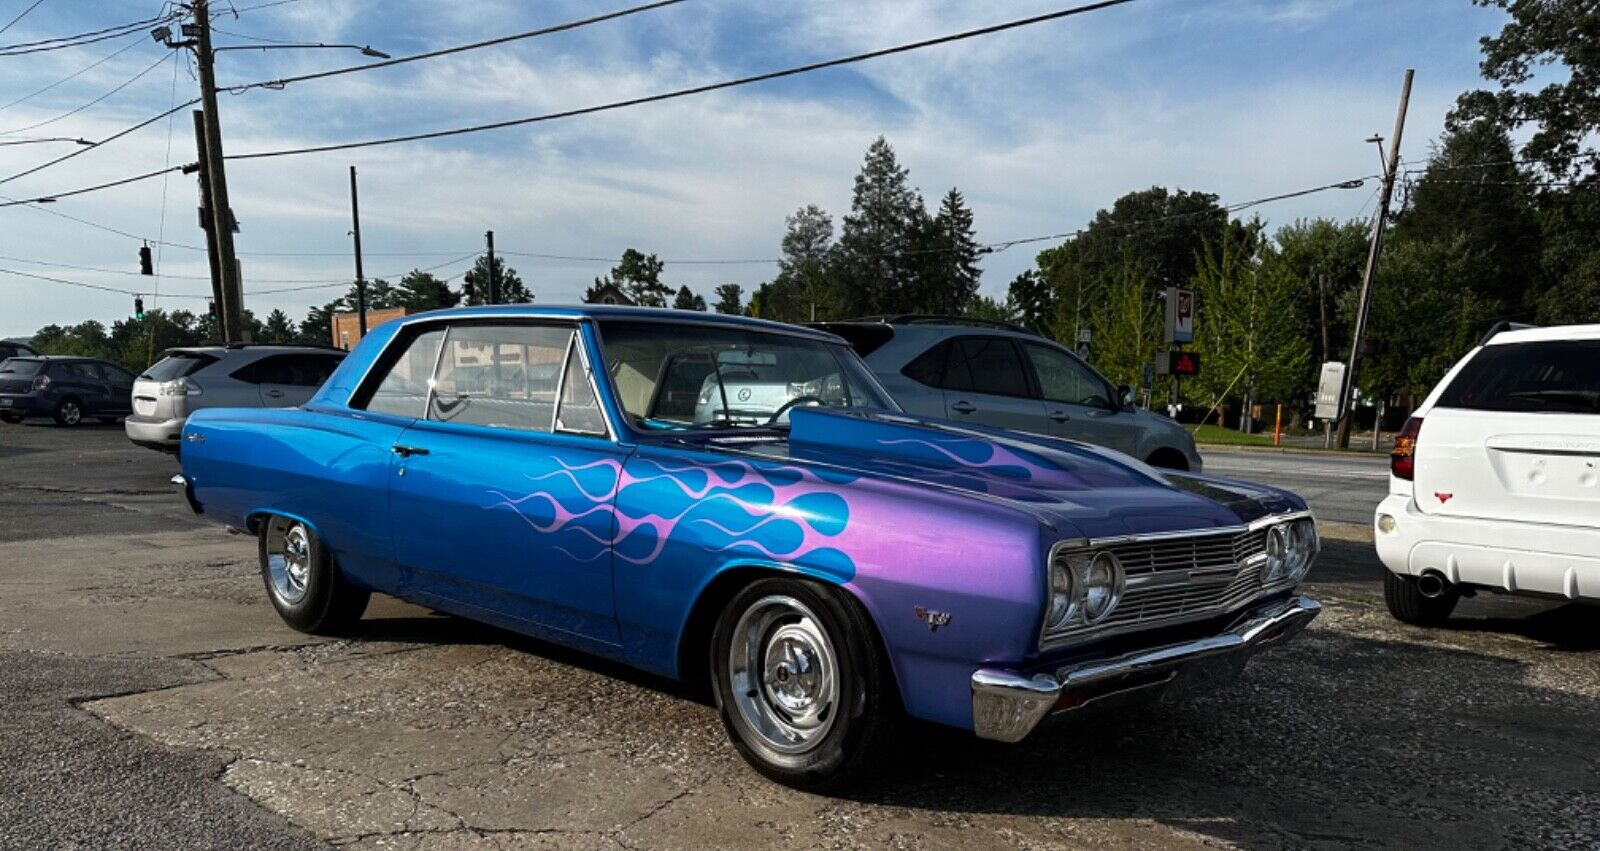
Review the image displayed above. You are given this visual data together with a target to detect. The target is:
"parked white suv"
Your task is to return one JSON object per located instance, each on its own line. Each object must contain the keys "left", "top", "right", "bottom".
{"left": 1375, "top": 323, "right": 1600, "bottom": 625}
{"left": 126, "top": 344, "right": 345, "bottom": 453}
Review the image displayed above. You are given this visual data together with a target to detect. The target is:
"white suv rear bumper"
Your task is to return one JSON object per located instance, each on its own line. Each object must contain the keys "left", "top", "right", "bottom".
{"left": 1375, "top": 493, "right": 1600, "bottom": 601}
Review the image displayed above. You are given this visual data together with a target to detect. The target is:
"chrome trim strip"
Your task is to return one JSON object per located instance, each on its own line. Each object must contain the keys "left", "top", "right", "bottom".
{"left": 974, "top": 595, "right": 1320, "bottom": 743}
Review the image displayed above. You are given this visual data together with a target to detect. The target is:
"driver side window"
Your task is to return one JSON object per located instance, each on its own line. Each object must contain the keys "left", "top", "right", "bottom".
{"left": 1025, "top": 342, "right": 1111, "bottom": 407}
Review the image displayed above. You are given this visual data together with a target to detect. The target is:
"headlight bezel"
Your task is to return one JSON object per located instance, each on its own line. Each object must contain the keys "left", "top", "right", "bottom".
{"left": 1042, "top": 542, "right": 1126, "bottom": 639}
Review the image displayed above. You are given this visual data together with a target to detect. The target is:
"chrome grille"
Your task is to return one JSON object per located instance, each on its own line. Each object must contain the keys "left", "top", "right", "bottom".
{"left": 1044, "top": 527, "right": 1276, "bottom": 644}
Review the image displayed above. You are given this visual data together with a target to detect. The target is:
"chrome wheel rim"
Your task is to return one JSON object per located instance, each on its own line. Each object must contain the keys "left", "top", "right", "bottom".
{"left": 60, "top": 402, "right": 80, "bottom": 425}
{"left": 728, "top": 595, "right": 839, "bottom": 754}
{"left": 264, "top": 517, "right": 312, "bottom": 605}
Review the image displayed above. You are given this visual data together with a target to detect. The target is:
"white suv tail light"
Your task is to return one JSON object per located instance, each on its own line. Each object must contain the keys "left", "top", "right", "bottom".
{"left": 158, "top": 378, "right": 203, "bottom": 397}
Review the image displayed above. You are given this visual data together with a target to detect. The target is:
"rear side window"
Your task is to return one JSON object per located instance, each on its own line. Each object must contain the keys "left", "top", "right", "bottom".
{"left": 947, "top": 337, "right": 1031, "bottom": 397}
{"left": 815, "top": 323, "right": 895, "bottom": 357}
{"left": 142, "top": 353, "right": 218, "bottom": 382}
{"left": 0, "top": 359, "right": 43, "bottom": 376}
{"left": 1436, "top": 340, "right": 1600, "bottom": 414}
{"left": 235, "top": 354, "right": 344, "bottom": 387}
{"left": 902, "top": 342, "right": 949, "bottom": 388}
{"left": 362, "top": 329, "right": 446, "bottom": 418}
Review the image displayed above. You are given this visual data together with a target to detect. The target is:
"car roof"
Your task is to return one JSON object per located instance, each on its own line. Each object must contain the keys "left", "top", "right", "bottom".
{"left": 403, "top": 304, "right": 844, "bottom": 343}
{"left": 1487, "top": 323, "right": 1600, "bottom": 345}
{"left": 163, "top": 344, "right": 347, "bottom": 356}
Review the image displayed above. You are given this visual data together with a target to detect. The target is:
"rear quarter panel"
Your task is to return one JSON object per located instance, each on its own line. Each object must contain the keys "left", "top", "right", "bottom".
{"left": 181, "top": 406, "right": 409, "bottom": 593}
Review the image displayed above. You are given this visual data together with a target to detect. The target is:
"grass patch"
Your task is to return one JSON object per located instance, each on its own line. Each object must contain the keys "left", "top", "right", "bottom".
{"left": 1189, "top": 423, "right": 1279, "bottom": 447}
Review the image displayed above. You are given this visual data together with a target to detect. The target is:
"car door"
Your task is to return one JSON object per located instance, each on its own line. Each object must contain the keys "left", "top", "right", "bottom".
{"left": 938, "top": 335, "right": 1048, "bottom": 432}
{"left": 63, "top": 362, "right": 108, "bottom": 413}
{"left": 1022, "top": 341, "right": 1139, "bottom": 455}
{"left": 387, "top": 320, "right": 626, "bottom": 646}
{"left": 99, "top": 363, "right": 136, "bottom": 414}
{"left": 252, "top": 353, "right": 342, "bottom": 407}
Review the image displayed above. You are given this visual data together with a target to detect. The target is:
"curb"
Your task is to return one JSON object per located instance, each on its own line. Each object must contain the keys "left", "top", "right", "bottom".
{"left": 1316, "top": 520, "right": 1373, "bottom": 544}
{"left": 1197, "top": 442, "right": 1388, "bottom": 458}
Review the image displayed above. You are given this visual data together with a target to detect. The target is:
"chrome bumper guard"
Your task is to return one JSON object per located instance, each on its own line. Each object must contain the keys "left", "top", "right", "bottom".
{"left": 971, "top": 595, "right": 1321, "bottom": 743}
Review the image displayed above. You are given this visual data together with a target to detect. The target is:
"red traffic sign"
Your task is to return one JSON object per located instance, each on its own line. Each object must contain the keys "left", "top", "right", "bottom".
{"left": 1170, "top": 351, "right": 1200, "bottom": 376}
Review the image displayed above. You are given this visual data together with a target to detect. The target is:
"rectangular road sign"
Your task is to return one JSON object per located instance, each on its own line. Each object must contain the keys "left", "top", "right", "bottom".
{"left": 1315, "top": 361, "right": 1346, "bottom": 419}
{"left": 1164, "top": 287, "right": 1195, "bottom": 344}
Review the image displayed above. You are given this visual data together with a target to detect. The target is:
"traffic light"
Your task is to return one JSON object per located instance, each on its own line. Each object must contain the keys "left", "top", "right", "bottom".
{"left": 134, "top": 297, "right": 145, "bottom": 320}
{"left": 138, "top": 244, "right": 153, "bottom": 276}
{"left": 206, "top": 299, "right": 217, "bottom": 320}
{"left": 463, "top": 281, "right": 475, "bottom": 303}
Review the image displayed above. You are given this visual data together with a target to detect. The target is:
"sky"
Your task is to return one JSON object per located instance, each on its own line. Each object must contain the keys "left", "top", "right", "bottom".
{"left": 0, "top": 0, "right": 1510, "bottom": 339}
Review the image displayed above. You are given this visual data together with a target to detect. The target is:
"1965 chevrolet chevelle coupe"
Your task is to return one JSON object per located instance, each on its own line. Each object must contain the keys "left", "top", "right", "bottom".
{"left": 175, "top": 306, "right": 1320, "bottom": 788}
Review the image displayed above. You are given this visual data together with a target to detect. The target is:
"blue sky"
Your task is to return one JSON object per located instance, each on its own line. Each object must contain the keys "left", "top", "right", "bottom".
{"left": 1, "top": 0, "right": 1509, "bottom": 338}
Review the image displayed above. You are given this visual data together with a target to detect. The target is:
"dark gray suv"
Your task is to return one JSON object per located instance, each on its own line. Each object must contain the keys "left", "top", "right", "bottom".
{"left": 0, "top": 356, "right": 135, "bottom": 426}
{"left": 814, "top": 316, "right": 1202, "bottom": 471}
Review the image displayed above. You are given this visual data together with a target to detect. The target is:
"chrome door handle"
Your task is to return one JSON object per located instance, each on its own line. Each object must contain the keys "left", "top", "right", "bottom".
{"left": 392, "top": 444, "right": 429, "bottom": 457}
{"left": 265, "top": 389, "right": 284, "bottom": 399}
{"left": 950, "top": 401, "right": 977, "bottom": 414}
{"left": 1048, "top": 410, "right": 1070, "bottom": 423}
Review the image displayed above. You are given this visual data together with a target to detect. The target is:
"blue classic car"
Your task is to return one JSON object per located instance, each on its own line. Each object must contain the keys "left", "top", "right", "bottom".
{"left": 175, "top": 306, "right": 1320, "bottom": 789}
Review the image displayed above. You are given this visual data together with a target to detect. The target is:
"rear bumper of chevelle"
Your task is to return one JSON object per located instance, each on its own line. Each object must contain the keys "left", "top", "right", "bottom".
{"left": 970, "top": 595, "right": 1320, "bottom": 743}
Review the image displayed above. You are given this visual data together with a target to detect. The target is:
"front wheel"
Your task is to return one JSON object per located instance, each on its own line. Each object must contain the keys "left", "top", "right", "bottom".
{"left": 1384, "top": 571, "right": 1458, "bottom": 626}
{"left": 711, "top": 578, "right": 897, "bottom": 791}
{"left": 258, "top": 515, "right": 370, "bottom": 635}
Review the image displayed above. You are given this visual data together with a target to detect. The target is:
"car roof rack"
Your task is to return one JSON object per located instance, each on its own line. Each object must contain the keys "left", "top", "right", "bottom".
{"left": 1479, "top": 320, "right": 1535, "bottom": 346}
{"left": 839, "top": 314, "right": 1039, "bottom": 336}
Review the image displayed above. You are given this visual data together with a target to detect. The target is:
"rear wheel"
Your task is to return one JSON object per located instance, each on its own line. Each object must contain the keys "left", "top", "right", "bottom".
{"left": 711, "top": 578, "right": 897, "bottom": 791}
{"left": 258, "top": 515, "right": 370, "bottom": 635}
{"left": 1384, "top": 571, "right": 1458, "bottom": 626}
{"left": 1145, "top": 448, "right": 1190, "bottom": 471}
{"left": 52, "top": 398, "right": 83, "bottom": 427}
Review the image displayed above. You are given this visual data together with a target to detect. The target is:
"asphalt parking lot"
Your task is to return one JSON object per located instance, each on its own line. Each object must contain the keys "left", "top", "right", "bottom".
{"left": 1, "top": 424, "right": 1596, "bottom": 850}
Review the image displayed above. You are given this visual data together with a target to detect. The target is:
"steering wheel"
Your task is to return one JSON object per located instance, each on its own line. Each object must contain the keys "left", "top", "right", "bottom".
{"left": 766, "top": 395, "right": 827, "bottom": 425}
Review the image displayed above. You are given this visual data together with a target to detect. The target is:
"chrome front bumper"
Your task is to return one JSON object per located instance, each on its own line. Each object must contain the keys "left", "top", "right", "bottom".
{"left": 971, "top": 595, "right": 1320, "bottom": 743}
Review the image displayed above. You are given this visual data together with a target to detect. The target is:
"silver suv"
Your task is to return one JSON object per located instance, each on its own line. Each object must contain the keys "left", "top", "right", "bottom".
{"left": 126, "top": 345, "right": 345, "bottom": 453}
{"left": 814, "top": 316, "right": 1202, "bottom": 471}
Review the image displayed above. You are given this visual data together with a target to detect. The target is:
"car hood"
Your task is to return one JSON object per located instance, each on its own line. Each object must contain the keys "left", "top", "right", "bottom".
{"left": 656, "top": 408, "right": 1304, "bottom": 541}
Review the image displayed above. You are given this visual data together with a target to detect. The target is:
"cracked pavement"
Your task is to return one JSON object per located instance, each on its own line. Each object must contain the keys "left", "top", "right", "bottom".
{"left": 3, "top": 423, "right": 1598, "bottom": 849}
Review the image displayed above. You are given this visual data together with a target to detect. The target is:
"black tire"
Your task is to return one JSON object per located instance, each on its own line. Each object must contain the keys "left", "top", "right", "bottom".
{"left": 0, "top": 412, "right": 21, "bottom": 424}
{"left": 710, "top": 577, "right": 898, "bottom": 791}
{"left": 1145, "top": 449, "right": 1190, "bottom": 471}
{"left": 1384, "top": 571, "right": 1458, "bottom": 626}
{"left": 257, "top": 515, "right": 370, "bottom": 635}
{"left": 52, "top": 397, "right": 84, "bottom": 427}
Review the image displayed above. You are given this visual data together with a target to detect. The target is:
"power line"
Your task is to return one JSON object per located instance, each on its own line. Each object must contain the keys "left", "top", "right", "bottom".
{"left": 224, "top": 0, "right": 1139, "bottom": 160}
{"left": 0, "top": 163, "right": 189, "bottom": 206}
{"left": 0, "top": 12, "right": 174, "bottom": 56}
{"left": 0, "top": 0, "right": 48, "bottom": 37}
{"left": 0, "top": 50, "right": 173, "bottom": 136}
{"left": 231, "top": 0, "right": 310, "bottom": 14}
{"left": 0, "top": 32, "right": 144, "bottom": 113}
{"left": 0, "top": 98, "right": 198, "bottom": 188}
{"left": 225, "top": 0, "right": 688, "bottom": 93}
{"left": 0, "top": 265, "right": 206, "bottom": 298}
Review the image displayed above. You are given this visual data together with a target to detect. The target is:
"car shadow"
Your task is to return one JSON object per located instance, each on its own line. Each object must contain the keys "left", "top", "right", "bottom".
{"left": 344, "top": 600, "right": 1595, "bottom": 848}
{"left": 1440, "top": 601, "right": 1600, "bottom": 652}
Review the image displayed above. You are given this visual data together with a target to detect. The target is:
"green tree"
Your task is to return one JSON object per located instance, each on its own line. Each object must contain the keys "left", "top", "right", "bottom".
{"left": 1452, "top": 0, "right": 1600, "bottom": 178}
{"left": 1191, "top": 224, "right": 1311, "bottom": 414}
{"left": 1006, "top": 269, "right": 1053, "bottom": 332}
{"left": 261, "top": 309, "right": 296, "bottom": 343}
{"left": 463, "top": 255, "right": 531, "bottom": 305}
{"left": 298, "top": 300, "right": 340, "bottom": 346}
{"left": 836, "top": 137, "right": 925, "bottom": 316}
{"left": 672, "top": 285, "right": 706, "bottom": 311}
{"left": 395, "top": 270, "right": 461, "bottom": 312}
{"left": 712, "top": 283, "right": 744, "bottom": 315}
{"left": 1535, "top": 187, "right": 1600, "bottom": 323}
{"left": 964, "top": 294, "right": 1016, "bottom": 324}
{"left": 593, "top": 249, "right": 668, "bottom": 307}
{"left": 915, "top": 187, "right": 982, "bottom": 314}
{"left": 752, "top": 206, "right": 837, "bottom": 322}
{"left": 1083, "top": 256, "right": 1162, "bottom": 391}
{"left": 1266, "top": 218, "right": 1370, "bottom": 366}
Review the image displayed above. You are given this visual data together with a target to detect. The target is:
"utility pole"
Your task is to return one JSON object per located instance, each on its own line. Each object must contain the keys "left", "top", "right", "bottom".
{"left": 349, "top": 166, "right": 367, "bottom": 337}
{"left": 1317, "top": 272, "right": 1330, "bottom": 364}
{"left": 190, "top": 110, "right": 228, "bottom": 343}
{"left": 191, "top": 0, "right": 247, "bottom": 342}
{"left": 485, "top": 230, "right": 498, "bottom": 304}
{"left": 1336, "top": 68, "right": 1413, "bottom": 449}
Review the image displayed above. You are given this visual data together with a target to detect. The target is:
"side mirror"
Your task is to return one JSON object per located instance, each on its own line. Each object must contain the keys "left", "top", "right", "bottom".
{"left": 1117, "top": 385, "right": 1136, "bottom": 410}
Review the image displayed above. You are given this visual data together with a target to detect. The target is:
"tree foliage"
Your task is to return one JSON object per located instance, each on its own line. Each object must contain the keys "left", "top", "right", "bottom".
{"left": 594, "top": 249, "right": 668, "bottom": 307}
{"left": 463, "top": 255, "right": 531, "bottom": 305}
{"left": 712, "top": 283, "right": 745, "bottom": 315}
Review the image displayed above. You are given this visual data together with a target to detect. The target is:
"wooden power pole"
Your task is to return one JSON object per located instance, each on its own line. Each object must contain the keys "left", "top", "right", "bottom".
{"left": 192, "top": 0, "right": 247, "bottom": 342}
{"left": 1336, "top": 68, "right": 1413, "bottom": 449}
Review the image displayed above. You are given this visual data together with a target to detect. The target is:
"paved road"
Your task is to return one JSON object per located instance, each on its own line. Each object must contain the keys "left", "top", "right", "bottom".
{"left": 1200, "top": 446, "right": 1390, "bottom": 526}
{"left": 2, "top": 423, "right": 1597, "bottom": 850}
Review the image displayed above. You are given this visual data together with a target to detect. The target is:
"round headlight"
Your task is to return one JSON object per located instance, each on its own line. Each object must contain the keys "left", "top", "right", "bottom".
{"left": 1046, "top": 554, "right": 1079, "bottom": 631}
{"left": 1286, "top": 519, "right": 1318, "bottom": 582}
{"left": 1080, "top": 551, "right": 1124, "bottom": 624}
{"left": 1262, "top": 524, "right": 1288, "bottom": 583}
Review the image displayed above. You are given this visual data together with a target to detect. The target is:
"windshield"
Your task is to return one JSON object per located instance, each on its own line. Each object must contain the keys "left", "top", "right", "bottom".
{"left": 0, "top": 358, "right": 43, "bottom": 376}
{"left": 596, "top": 320, "right": 896, "bottom": 429}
